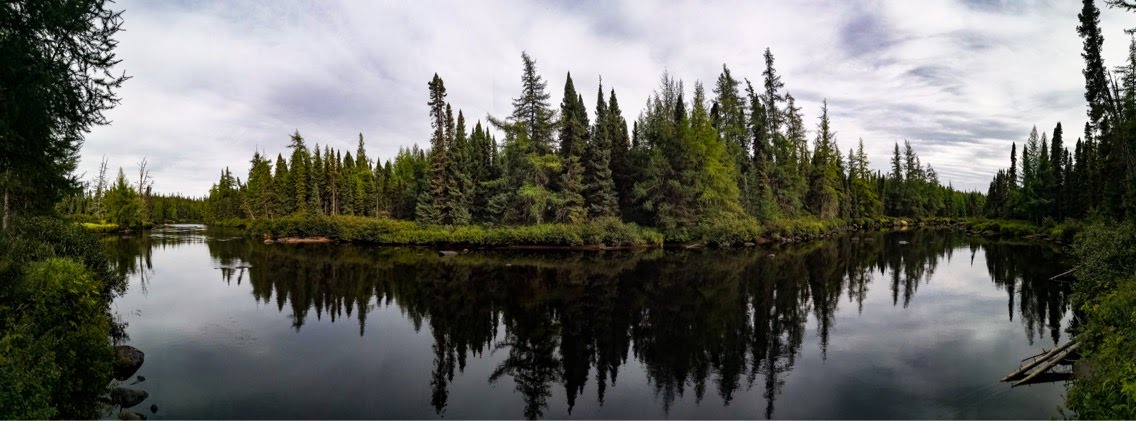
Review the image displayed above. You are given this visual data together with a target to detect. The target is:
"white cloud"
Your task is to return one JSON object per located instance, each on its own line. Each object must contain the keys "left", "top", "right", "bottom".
{"left": 82, "top": 0, "right": 1136, "bottom": 195}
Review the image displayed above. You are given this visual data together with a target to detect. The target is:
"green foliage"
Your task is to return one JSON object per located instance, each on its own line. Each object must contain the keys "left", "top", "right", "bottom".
{"left": 249, "top": 214, "right": 662, "bottom": 247}
{"left": 584, "top": 81, "right": 620, "bottom": 219}
{"left": 1065, "top": 274, "right": 1136, "bottom": 420}
{"left": 1066, "top": 222, "right": 1136, "bottom": 419}
{"left": 0, "top": 217, "right": 125, "bottom": 419}
{"left": 81, "top": 222, "right": 119, "bottom": 233}
{"left": 0, "top": 0, "right": 128, "bottom": 225}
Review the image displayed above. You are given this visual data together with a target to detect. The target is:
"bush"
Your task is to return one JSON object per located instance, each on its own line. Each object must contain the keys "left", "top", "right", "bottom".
{"left": 0, "top": 218, "right": 124, "bottom": 419}
{"left": 1066, "top": 275, "right": 1136, "bottom": 419}
{"left": 1063, "top": 222, "right": 1136, "bottom": 419}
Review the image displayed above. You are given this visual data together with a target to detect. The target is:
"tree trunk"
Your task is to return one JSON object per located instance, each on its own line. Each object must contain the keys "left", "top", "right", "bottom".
{"left": 2, "top": 187, "right": 9, "bottom": 231}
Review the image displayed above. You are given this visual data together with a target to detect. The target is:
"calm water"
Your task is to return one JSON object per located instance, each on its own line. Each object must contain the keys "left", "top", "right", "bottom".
{"left": 105, "top": 226, "right": 1073, "bottom": 419}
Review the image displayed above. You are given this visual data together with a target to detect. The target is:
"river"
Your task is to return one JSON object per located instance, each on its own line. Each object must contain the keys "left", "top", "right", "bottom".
{"left": 104, "top": 225, "right": 1072, "bottom": 419}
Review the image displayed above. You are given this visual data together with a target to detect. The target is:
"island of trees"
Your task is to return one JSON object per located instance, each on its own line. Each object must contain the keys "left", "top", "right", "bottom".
{"left": 183, "top": 50, "right": 983, "bottom": 247}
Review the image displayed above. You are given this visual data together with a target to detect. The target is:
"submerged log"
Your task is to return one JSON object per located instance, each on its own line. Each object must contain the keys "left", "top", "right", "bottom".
{"left": 1002, "top": 339, "right": 1077, "bottom": 382}
{"left": 1013, "top": 343, "right": 1080, "bottom": 387}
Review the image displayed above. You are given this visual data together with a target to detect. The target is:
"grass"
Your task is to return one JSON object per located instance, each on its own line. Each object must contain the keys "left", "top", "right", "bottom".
{"left": 79, "top": 222, "right": 118, "bottom": 233}
{"left": 248, "top": 215, "right": 664, "bottom": 247}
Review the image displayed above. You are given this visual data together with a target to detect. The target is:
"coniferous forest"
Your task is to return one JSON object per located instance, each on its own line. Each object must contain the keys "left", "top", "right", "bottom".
{"left": 194, "top": 50, "right": 983, "bottom": 245}
{"left": 8, "top": 0, "right": 1136, "bottom": 418}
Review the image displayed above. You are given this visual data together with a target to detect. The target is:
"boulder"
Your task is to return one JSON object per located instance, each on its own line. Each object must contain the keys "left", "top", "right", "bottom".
{"left": 743, "top": 242, "right": 756, "bottom": 247}
{"left": 438, "top": 250, "right": 458, "bottom": 257}
{"left": 898, "top": 240, "right": 910, "bottom": 245}
{"left": 113, "top": 345, "right": 145, "bottom": 381}
{"left": 110, "top": 387, "right": 149, "bottom": 408}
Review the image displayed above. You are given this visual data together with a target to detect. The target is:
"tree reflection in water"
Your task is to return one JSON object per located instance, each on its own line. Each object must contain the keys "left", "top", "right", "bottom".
{"left": 104, "top": 229, "right": 1070, "bottom": 419}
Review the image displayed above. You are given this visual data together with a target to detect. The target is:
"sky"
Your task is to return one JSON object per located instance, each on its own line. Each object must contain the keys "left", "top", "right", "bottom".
{"left": 81, "top": 0, "right": 1136, "bottom": 195}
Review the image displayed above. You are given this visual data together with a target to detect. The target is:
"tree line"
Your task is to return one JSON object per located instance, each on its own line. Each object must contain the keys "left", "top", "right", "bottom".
{"left": 984, "top": 0, "right": 1136, "bottom": 224}
{"left": 206, "top": 51, "right": 983, "bottom": 230}
{"left": 59, "top": 157, "right": 205, "bottom": 227}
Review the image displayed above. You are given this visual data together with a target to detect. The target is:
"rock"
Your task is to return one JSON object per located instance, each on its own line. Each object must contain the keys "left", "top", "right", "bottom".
{"left": 150, "top": 404, "right": 158, "bottom": 414}
{"left": 113, "top": 345, "right": 145, "bottom": 381}
{"left": 683, "top": 242, "right": 706, "bottom": 249}
{"left": 438, "top": 250, "right": 458, "bottom": 257}
{"left": 263, "top": 239, "right": 274, "bottom": 244}
{"left": 743, "top": 242, "right": 756, "bottom": 247}
{"left": 119, "top": 410, "right": 146, "bottom": 420}
{"left": 110, "top": 387, "right": 149, "bottom": 408}
{"left": 898, "top": 240, "right": 910, "bottom": 245}
{"left": 462, "top": 248, "right": 470, "bottom": 253}
{"left": 850, "top": 237, "right": 860, "bottom": 242}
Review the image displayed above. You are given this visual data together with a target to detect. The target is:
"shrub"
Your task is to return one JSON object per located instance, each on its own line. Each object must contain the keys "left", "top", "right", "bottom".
{"left": 0, "top": 218, "right": 125, "bottom": 419}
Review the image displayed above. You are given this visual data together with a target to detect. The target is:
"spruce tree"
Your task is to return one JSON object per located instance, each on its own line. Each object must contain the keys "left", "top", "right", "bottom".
{"left": 556, "top": 74, "right": 588, "bottom": 223}
{"left": 607, "top": 89, "right": 634, "bottom": 219}
{"left": 287, "top": 130, "right": 310, "bottom": 214}
{"left": 584, "top": 80, "right": 620, "bottom": 218}
{"left": 273, "top": 154, "right": 293, "bottom": 215}
{"left": 805, "top": 100, "right": 843, "bottom": 218}
{"left": 417, "top": 74, "right": 451, "bottom": 224}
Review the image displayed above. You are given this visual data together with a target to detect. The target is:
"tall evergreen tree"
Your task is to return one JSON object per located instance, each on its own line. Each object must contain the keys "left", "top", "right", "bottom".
{"left": 512, "top": 52, "right": 556, "bottom": 155}
{"left": 556, "top": 74, "right": 588, "bottom": 223}
{"left": 417, "top": 74, "right": 452, "bottom": 224}
{"left": 584, "top": 80, "right": 619, "bottom": 218}
{"left": 805, "top": 100, "right": 843, "bottom": 218}
{"left": 607, "top": 89, "right": 635, "bottom": 219}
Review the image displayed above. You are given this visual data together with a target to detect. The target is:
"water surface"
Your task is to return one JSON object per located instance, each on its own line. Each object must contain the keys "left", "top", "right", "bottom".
{"left": 107, "top": 226, "right": 1072, "bottom": 419}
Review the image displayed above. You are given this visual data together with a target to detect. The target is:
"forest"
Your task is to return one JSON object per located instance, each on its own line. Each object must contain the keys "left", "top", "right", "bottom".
{"left": 178, "top": 49, "right": 984, "bottom": 245}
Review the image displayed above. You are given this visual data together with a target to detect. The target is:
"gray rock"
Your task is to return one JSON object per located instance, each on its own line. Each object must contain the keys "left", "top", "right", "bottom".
{"left": 898, "top": 240, "right": 910, "bottom": 245}
{"left": 113, "top": 345, "right": 145, "bottom": 381}
{"left": 438, "top": 250, "right": 458, "bottom": 257}
{"left": 111, "top": 387, "right": 149, "bottom": 408}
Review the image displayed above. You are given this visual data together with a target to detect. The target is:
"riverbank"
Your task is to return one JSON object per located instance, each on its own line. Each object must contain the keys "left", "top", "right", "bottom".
{"left": 240, "top": 214, "right": 1000, "bottom": 249}
{"left": 1063, "top": 223, "right": 1136, "bottom": 419}
{"left": 0, "top": 217, "right": 128, "bottom": 418}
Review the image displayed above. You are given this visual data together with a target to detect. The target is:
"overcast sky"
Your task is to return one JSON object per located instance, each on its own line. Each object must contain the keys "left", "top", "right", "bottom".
{"left": 82, "top": 0, "right": 1136, "bottom": 195}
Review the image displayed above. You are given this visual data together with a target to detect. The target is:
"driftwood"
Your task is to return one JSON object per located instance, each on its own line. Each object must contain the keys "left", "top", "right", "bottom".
{"left": 1002, "top": 339, "right": 1078, "bottom": 382}
{"left": 1049, "top": 269, "right": 1075, "bottom": 281}
{"left": 1013, "top": 343, "right": 1080, "bottom": 387}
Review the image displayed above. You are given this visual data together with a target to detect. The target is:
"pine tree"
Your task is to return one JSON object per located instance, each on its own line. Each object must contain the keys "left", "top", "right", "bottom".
{"left": 309, "top": 144, "right": 324, "bottom": 214}
{"left": 607, "top": 89, "right": 634, "bottom": 219}
{"left": 556, "top": 73, "right": 588, "bottom": 223}
{"left": 1078, "top": 0, "right": 1111, "bottom": 133}
{"left": 355, "top": 134, "right": 375, "bottom": 216}
{"left": 512, "top": 52, "right": 556, "bottom": 154}
{"left": 246, "top": 151, "right": 274, "bottom": 219}
{"left": 805, "top": 100, "right": 843, "bottom": 218}
{"left": 417, "top": 74, "right": 451, "bottom": 224}
{"left": 584, "top": 80, "right": 619, "bottom": 218}
{"left": 448, "top": 110, "right": 472, "bottom": 225}
{"left": 287, "top": 130, "right": 310, "bottom": 214}
{"left": 273, "top": 153, "right": 293, "bottom": 215}
{"left": 713, "top": 65, "right": 755, "bottom": 215}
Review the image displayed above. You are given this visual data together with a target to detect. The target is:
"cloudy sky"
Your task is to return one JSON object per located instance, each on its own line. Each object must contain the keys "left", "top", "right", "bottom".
{"left": 82, "top": 0, "right": 1136, "bottom": 195}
